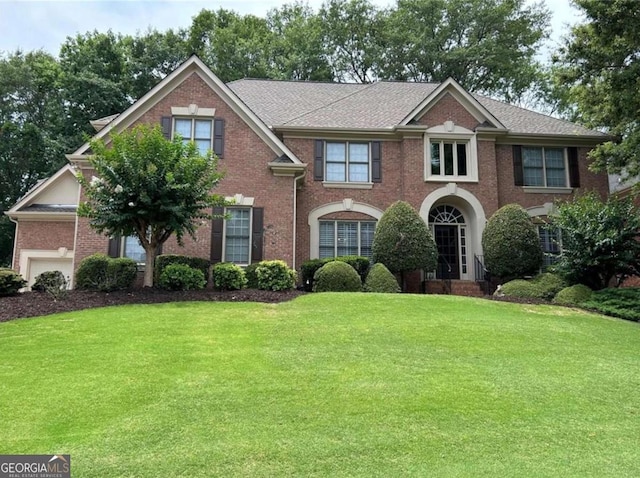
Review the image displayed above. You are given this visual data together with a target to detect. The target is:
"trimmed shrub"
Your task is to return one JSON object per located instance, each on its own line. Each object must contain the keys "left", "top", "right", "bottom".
{"left": 211, "top": 262, "right": 247, "bottom": 291}
{"left": 75, "top": 254, "right": 110, "bottom": 290}
{"left": 256, "top": 260, "right": 296, "bottom": 291}
{"left": 158, "top": 264, "right": 206, "bottom": 291}
{"left": 155, "top": 254, "right": 211, "bottom": 284}
{"left": 108, "top": 257, "right": 138, "bottom": 291}
{"left": 0, "top": 268, "right": 26, "bottom": 296}
{"left": 583, "top": 287, "right": 640, "bottom": 322}
{"left": 301, "top": 259, "right": 326, "bottom": 291}
{"left": 32, "top": 270, "right": 68, "bottom": 300}
{"left": 532, "top": 272, "right": 567, "bottom": 301}
{"left": 372, "top": 201, "right": 438, "bottom": 276}
{"left": 495, "top": 279, "right": 543, "bottom": 299}
{"left": 482, "top": 204, "right": 543, "bottom": 280}
{"left": 553, "top": 284, "right": 593, "bottom": 306}
{"left": 364, "top": 263, "right": 400, "bottom": 293}
{"left": 301, "top": 256, "right": 371, "bottom": 292}
{"left": 244, "top": 263, "right": 260, "bottom": 289}
{"left": 313, "top": 261, "right": 362, "bottom": 292}
{"left": 75, "top": 254, "right": 137, "bottom": 291}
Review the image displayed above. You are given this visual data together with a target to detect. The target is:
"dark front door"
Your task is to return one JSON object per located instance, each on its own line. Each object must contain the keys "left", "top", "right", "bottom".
{"left": 434, "top": 225, "right": 460, "bottom": 279}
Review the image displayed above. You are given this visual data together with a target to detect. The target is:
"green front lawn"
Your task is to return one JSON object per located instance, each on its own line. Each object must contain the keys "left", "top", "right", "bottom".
{"left": 1, "top": 294, "right": 639, "bottom": 477}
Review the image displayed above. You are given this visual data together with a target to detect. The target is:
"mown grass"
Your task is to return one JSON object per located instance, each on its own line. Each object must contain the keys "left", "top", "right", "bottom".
{"left": 0, "top": 294, "right": 639, "bottom": 477}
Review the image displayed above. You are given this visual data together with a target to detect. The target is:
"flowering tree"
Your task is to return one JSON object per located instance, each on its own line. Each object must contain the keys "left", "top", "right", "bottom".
{"left": 78, "top": 124, "right": 226, "bottom": 287}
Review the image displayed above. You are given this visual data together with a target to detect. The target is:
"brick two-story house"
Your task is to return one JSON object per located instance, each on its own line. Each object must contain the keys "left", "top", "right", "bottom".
{"left": 6, "top": 56, "right": 609, "bottom": 293}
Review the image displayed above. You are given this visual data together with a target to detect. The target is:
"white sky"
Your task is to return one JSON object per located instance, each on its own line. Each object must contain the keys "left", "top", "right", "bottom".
{"left": 0, "top": 0, "right": 583, "bottom": 60}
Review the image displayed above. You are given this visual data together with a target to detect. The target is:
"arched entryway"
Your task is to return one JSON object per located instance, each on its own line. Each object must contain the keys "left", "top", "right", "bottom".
{"left": 429, "top": 205, "right": 467, "bottom": 280}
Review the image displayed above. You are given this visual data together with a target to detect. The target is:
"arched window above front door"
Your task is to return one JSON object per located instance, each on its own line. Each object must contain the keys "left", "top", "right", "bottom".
{"left": 429, "top": 205, "right": 465, "bottom": 224}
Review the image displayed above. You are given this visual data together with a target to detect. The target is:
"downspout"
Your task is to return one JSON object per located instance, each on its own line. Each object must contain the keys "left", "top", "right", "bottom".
{"left": 8, "top": 215, "right": 18, "bottom": 270}
{"left": 292, "top": 169, "right": 307, "bottom": 270}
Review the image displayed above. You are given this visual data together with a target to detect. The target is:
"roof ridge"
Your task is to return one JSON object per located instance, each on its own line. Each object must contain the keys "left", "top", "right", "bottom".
{"left": 280, "top": 82, "right": 380, "bottom": 126}
{"left": 229, "top": 77, "right": 368, "bottom": 86}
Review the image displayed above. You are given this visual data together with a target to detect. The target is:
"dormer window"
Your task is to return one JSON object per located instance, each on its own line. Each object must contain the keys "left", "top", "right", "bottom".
{"left": 424, "top": 123, "right": 478, "bottom": 182}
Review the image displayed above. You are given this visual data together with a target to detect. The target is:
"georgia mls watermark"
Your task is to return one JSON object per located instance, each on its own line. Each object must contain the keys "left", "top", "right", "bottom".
{"left": 0, "top": 455, "right": 70, "bottom": 478}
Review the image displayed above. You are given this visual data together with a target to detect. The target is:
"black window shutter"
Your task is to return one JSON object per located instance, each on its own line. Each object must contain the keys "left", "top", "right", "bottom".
{"left": 213, "top": 118, "right": 225, "bottom": 158}
{"left": 568, "top": 147, "right": 580, "bottom": 187}
{"left": 251, "top": 208, "right": 264, "bottom": 263}
{"left": 371, "top": 141, "right": 382, "bottom": 183}
{"left": 161, "top": 116, "right": 172, "bottom": 139}
{"left": 314, "top": 140, "right": 324, "bottom": 181}
{"left": 513, "top": 145, "right": 524, "bottom": 186}
{"left": 108, "top": 235, "right": 121, "bottom": 258}
{"left": 210, "top": 206, "right": 224, "bottom": 263}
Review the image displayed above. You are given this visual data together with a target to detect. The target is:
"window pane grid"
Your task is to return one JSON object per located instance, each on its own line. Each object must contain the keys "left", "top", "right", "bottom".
{"left": 225, "top": 208, "right": 250, "bottom": 263}
{"left": 174, "top": 118, "right": 213, "bottom": 157}
{"left": 430, "top": 140, "right": 468, "bottom": 177}
{"left": 123, "top": 236, "right": 146, "bottom": 263}
{"left": 523, "top": 147, "right": 566, "bottom": 187}
{"left": 319, "top": 221, "right": 375, "bottom": 259}
{"left": 325, "top": 142, "right": 369, "bottom": 183}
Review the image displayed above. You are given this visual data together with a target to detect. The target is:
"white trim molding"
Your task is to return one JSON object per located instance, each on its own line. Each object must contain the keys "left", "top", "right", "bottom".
{"left": 527, "top": 202, "right": 556, "bottom": 218}
{"left": 18, "top": 248, "right": 75, "bottom": 289}
{"left": 171, "top": 105, "right": 215, "bottom": 117}
{"left": 424, "top": 123, "right": 479, "bottom": 183}
{"left": 308, "top": 200, "right": 384, "bottom": 259}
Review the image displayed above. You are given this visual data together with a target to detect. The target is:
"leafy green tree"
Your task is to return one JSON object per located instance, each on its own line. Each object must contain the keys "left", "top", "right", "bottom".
{"left": 187, "top": 9, "right": 273, "bottom": 82}
{"left": 379, "top": 0, "right": 550, "bottom": 101}
{"left": 319, "top": 0, "right": 384, "bottom": 83}
{"left": 0, "top": 50, "right": 69, "bottom": 265}
{"left": 482, "top": 204, "right": 543, "bottom": 280}
{"left": 372, "top": 201, "right": 437, "bottom": 290}
{"left": 550, "top": 192, "right": 640, "bottom": 290}
{"left": 78, "top": 124, "right": 226, "bottom": 287}
{"left": 266, "top": 3, "right": 333, "bottom": 81}
{"left": 552, "top": 0, "right": 640, "bottom": 178}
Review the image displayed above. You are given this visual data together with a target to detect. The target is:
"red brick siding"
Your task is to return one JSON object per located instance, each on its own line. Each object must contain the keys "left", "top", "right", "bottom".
{"left": 416, "top": 92, "right": 480, "bottom": 130}
{"left": 13, "top": 221, "right": 75, "bottom": 269}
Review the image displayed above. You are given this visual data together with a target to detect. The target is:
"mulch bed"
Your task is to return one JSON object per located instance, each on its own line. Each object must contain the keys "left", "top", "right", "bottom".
{"left": 0, "top": 288, "right": 305, "bottom": 323}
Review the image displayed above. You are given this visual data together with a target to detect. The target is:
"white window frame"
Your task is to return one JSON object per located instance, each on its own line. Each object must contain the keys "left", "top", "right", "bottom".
{"left": 522, "top": 146, "right": 569, "bottom": 189}
{"left": 323, "top": 141, "right": 372, "bottom": 185}
{"left": 172, "top": 117, "right": 214, "bottom": 156}
{"left": 318, "top": 220, "right": 376, "bottom": 259}
{"left": 424, "top": 123, "right": 478, "bottom": 182}
{"left": 222, "top": 207, "right": 253, "bottom": 266}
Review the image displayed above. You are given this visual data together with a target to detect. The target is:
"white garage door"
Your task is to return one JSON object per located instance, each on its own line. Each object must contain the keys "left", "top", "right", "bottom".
{"left": 27, "top": 258, "right": 73, "bottom": 289}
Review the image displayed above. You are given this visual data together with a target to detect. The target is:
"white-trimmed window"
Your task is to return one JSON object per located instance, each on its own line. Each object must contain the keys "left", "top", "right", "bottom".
{"left": 424, "top": 123, "right": 478, "bottom": 182}
{"left": 429, "top": 140, "right": 469, "bottom": 177}
{"left": 123, "top": 235, "right": 146, "bottom": 264}
{"left": 319, "top": 221, "right": 376, "bottom": 259}
{"left": 174, "top": 118, "right": 213, "bottom": 156}
{"left": 224, "top": 208, "right": 251, "bottom": 264}
{"left": 538, "top": 225, "right": 561, "bottom": 269}
{"left": 326, "top": 142, "right": 370, "bottom": 182}
{"left": 523, "top": 147, "right": 567, "bottom": 187}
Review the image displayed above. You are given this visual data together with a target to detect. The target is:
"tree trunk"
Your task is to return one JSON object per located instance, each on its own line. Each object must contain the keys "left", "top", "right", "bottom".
{"left": 144, "top": 246, "right": 155, "bottom": 288}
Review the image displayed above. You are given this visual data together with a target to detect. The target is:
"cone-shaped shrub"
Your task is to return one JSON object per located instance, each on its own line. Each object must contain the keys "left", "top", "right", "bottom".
{"left": 482, "top": 204, "right": 543, "bottom": 279}
{"left": 372, "top": 201, "right": 437, "bottom": 275}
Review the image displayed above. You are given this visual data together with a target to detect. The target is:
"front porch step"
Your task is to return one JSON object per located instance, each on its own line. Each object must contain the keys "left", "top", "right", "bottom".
{"left": 424, "top": 280, "right": 486, "bottom": 297}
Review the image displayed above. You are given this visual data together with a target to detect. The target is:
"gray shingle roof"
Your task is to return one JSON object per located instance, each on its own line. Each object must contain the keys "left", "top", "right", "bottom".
{"left": 229, "top": 79, "right": 605, "bottom": 137}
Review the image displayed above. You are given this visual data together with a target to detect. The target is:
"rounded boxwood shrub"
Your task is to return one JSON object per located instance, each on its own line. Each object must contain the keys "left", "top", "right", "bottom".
{"left": 211, "top": 262, "right": 247, "bottom": 291}
{"left": 256, "top": 260, "right": 296, "bottom": 291}
{"left": 75, "top": 254, "right": 110, "bottom": 290}
{"left": 158, "top": 264, "right": 206, "bottom": 291}
{"left": 364, "top": 263, "right": 400, "bottom": 293}
{"left": 482, "top": 204, "right": 543, "bottom": 280}
{"left": 313, "top": 261, "right": 362, "bottom": 292}
{"left": 75, "top": 254, "right": 137, "bottom": 291}
{"left": 532, "top": 272, "right": 567, "bottom": 301}
{"left": 553, "top": 284, "right": 593, "bottom": 306}
{"left": 0, "top": 268, "right": 27, "bottom": 296}
{"left": 495, "top": 279, "right": 543, "bottom": 299}
{"left": 300, "top": 256, "right": 370, "bottom": 292}
{"left": 154, "top": 254, "right": 211, "bottom": 284}
{"left": 244, "top": 263, "right": 260, "bottom": 289}
{"left": 32, "top": 270, "right": 67, "bottom": 292}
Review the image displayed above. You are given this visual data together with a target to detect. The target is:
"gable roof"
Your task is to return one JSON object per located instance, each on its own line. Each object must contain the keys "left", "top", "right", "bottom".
{"left": 228, "top": 78, "right": 606, "bottom": 138}
{"left": 70, "top": 55, "right": 302, "bottom": 164}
